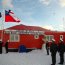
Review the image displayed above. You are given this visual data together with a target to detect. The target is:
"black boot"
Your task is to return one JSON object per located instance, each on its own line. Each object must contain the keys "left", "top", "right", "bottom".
{"left": 58, "top": 62, "right": 63, "bottom": 64}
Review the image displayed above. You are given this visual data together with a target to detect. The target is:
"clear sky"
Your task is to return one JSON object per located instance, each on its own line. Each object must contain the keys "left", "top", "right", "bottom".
{"left": 0, "top": 0, "right": 65, "bottom": 31}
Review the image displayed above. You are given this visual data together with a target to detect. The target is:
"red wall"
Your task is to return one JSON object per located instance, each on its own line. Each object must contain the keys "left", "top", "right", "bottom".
{"left": 45, "top": 32, "right": 64, "bottom": 44}
{"left": 63, "top": 32, "right": 65, "bottom": 43}
{"left": 20, "top": 34, "right": 44, "bottom": 49}
{"left": 2, "top": 33, "right": 44, "bottom": 49}
{"left": 0, "top": 30, "right": 65, "bottom": 49}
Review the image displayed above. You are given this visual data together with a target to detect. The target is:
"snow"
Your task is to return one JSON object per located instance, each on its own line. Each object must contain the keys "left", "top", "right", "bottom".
{"left": 0, "top": 47, "right": 65, "bottom": 65}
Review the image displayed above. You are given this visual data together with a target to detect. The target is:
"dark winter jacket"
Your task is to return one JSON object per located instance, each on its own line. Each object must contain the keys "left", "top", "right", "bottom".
{"left": 46, "top": 42, "right": 49, "bottom": 49}
{"left": 50, "top": 42, "right": 58, "bottom": 54}
{"left": 58, "top": 42, "right": 65, "bottom": 53}
{"left": 0, "top": 41, "right": 3, "bottom": 48}
{"left": 5, "top": 42, "right": 8, "bottom": 49}
{"left": 0, "top": 41, "right": 3, "bottom": 53}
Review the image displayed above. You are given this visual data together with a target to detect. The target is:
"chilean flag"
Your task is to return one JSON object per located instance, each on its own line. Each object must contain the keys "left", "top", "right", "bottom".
{"left": 5, "top": 10, "right": 20, "bottom": 22}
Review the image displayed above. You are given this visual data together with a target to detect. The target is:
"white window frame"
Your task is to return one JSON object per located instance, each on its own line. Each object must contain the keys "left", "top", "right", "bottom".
{"left": 60, "top": 35, "right": 63, "bottom": 40}
{"left": 34, "top": 34, "right": 39, "bottom": 39}
{"left": 10, "top": 34, "right": 20, "bottom": 42}
{"left": 45, "top": 35, "right": 54, "bottom": 42}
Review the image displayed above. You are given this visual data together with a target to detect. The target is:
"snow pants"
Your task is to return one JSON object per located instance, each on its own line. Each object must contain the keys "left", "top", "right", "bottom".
{"left": 51, "top": 53, "right": 56, "bottom": 65}
{"left": 46, "top": 48, "right": 49, "bottom": 55}
{"left": 59, "top": 52, "right": 64, "bottom": 64}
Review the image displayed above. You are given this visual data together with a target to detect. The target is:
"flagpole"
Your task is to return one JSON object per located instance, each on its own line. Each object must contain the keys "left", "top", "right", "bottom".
{"left": 1, "top": 9, "right": 5, "bottom": 41}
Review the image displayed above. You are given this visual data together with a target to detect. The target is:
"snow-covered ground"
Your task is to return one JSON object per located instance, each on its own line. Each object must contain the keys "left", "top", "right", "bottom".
{"left": 0, "top": 47, "right": 65, "bottom": 65}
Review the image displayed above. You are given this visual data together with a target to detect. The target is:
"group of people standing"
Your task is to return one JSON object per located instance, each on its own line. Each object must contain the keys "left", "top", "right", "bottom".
{"left": 0, "top": 40, "right": 9, "bottom": 54}
{"left": 45, "top": 39, "right": 65, "bottom": 65}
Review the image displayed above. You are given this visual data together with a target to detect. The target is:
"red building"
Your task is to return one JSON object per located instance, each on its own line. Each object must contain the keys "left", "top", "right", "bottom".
{"left": 0, "top": 24, "right": 65, "bottom": 51}
{"left": 45, "top": 31, "right": 65, "bottom": 45}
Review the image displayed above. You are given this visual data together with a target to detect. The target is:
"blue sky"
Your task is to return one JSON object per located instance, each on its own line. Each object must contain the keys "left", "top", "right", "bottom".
{"left": 0, "top": 0, "right": 65, "bottom": 31}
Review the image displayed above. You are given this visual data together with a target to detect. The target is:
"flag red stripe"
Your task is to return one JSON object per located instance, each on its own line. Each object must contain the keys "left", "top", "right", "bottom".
{"left": 5, "top": 10, "right": 20, "bottom": 22}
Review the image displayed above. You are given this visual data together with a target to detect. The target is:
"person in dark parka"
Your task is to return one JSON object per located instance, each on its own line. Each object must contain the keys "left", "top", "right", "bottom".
{"left": 58, "top": 39, "right": 65, "bottom": 64}
{"left": 0, "top": 39, "right": 2, "bottom": 54}
{"left": 50, "top": 39, "right": 58, "bottom": 65}
{"left": 5, "top": 40, "right": 9, "bottom": 53}
{"left": 45, "top": 40, "right": 49, "bottom": 55}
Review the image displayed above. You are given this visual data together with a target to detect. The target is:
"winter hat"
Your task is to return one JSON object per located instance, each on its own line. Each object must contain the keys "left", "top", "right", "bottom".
{"left": 52, "top": 39, "right": 55, "bottom": 41}
{"left": 60, "top": 39, "right": 63, "bottom": 41}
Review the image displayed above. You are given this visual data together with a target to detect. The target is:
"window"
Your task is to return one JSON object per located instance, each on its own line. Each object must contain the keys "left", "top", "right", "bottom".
{"left": 45, "top": 35, "right": 54, "bottom": 42}
{"left": 34, "top": 34, "right": 39, "bottom": 39}
{"left": 60, "top": 35, "right": 63, "bottom": 39}
{"left": 10, "top": 34, "right": 20, "bottom": 42}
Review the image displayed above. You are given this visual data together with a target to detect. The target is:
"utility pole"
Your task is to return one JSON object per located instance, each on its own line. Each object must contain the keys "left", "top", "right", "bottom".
{"left": 63, "top": 17, "right": 65, "bottom": 31}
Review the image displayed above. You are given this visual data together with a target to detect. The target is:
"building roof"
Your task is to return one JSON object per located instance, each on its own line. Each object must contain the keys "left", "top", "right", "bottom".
{"left": 5, "top": 24, "right": 65, "bottom": 33}
{"left": 6, "top": 24, "right": 51, "bottom": 32}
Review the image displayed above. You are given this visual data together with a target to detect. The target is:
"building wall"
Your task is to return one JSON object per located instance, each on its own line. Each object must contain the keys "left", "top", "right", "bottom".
{"left": 45, "top": 32, "right": 64, "bottom": 44}
{"left": 0, "top": 30, "right": 65, "bottom": 49}
{"left": 20, "top": 34, "right": 44, "bottom": 49}
{"left": 63, "top": 32, "right": 65, "bottom": 43}
{"left": 2, "top": 33, "right": 44, "bottom": 49}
